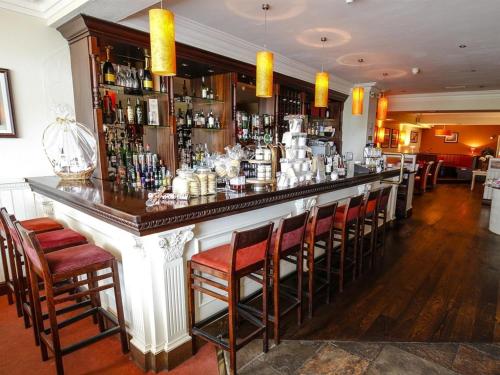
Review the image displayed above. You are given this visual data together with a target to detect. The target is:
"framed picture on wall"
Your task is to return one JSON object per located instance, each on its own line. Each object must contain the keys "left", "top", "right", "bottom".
{"left": 444, "top": 132, "right": 459, "bottom": 143}
{"left": 0, "top": 68, "right": 16, "bottom": 137}
{"left": 390, "top": 129, "right": 399, "bottom": 148}
{"left": 381, "top": 128, "right": 391, "bottom": 148}
{"left": 410, "top": 131, "right": 418, "bottom": 143}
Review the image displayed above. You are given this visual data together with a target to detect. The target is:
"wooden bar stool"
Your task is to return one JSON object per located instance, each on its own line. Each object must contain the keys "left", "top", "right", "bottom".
{"left": 188, "top": 223, "right": 274, "bottom": 375}
{"left": 304, "top": 202, "right": 337, "bottom": 318}
{"left": 1, "top": 208, "right": 87, "bottom": 333}
{"left": 332, "top": 194, "right": 364, "bottom": 292}
{"left": 268, "top": 211, "right": 309, "bottom": 345}
{"left": 375, "top": 186, "right": 392, "bottom": 258}
{"left": 358, "top": 189, "right": 382, "bottom": 275}
{"left": 0, "top": 208, "right": 63, "bottom": 317}
{"left": 15, "top": 222, "right": 129, "bottom": 375}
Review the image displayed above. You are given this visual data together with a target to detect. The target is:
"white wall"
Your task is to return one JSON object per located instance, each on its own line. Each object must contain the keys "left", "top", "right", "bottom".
{"left": 0, "top": 9, "right": 74, "bottom": 182}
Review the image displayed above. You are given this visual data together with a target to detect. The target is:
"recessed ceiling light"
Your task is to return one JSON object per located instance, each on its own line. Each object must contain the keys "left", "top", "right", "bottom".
{"left": 459, "top": 44, "right": 467, "bottom": 48}
{"left": 470, "top": 69, "right": 477, "bottom": 72}
{"left": 357, "top": 58, "right": 364, "bottom": 63}
{"left": 382, "top": 72, "right": 389, "bottom": 77}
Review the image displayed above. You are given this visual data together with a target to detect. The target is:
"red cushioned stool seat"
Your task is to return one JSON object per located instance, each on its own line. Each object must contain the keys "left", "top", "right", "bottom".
{"left": 45, "top": 243, "right": 114, "bottom": 276}
{"left": 20, "top": 217, "right": 63, "bottom": 234}
{"left": 36, "top": 228, "right": 87, "bottom": 253}
{"left": 191, "top": 240, "right": 267, "bottom": 273}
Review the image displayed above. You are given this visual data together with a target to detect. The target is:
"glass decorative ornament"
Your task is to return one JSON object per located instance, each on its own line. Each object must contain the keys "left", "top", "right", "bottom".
{"left": 149, "top": 7, "right": 176, "bottom": 76}
{"left": 352, "top": 86, "right": 364, "bottom": 115}
{"left": 42, "top": 108, "right": 97, "bottom": 180}
{"left": 377, "top": 96, "right": 388, "bottom": 121}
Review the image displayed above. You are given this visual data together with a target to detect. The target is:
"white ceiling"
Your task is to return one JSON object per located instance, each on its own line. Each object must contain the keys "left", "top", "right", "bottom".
{"left": 3, "top": 0, "right": 500, "bottom": 95}
{"left": 121, "top": 0, "right": 500, "bottom": 95}
{"left": 388, "top": 112, "right": 500, "bottom": 126}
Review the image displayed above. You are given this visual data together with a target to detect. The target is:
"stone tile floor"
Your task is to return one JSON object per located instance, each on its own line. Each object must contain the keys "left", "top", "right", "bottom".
{"left": 229, "top": 340, "right": 500, "bottom": 375}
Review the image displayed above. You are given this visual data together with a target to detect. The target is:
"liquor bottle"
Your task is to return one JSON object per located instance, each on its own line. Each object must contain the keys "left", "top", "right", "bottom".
{"left": 160, "top": 77, "right": 167, "bottom": 93}
{"left": 103, "top": 46, "right": 115, "bottom": 85}
{"left": 201, "top": 76, "right": 208, "bottom": 99}
{"left": 186, "top": 109, "right": 193, "bottom": 128}
{"left": 199, "top": 110, "right": 205, "bottom": 128}
{"left": 207, "top": 110, "right": 215, "bottom": 129}
{"left": 135, "top": 98, "right": 143, "bottom": 125}
{"left": 116, "top": 101, "right": 125, "bottom": 124}
{"left": 145, "top": 144, "right": 152, "bottom": 167}
{"left": 136, "top": 165, "right": 142, "bottom": 188}
{"left": 102, "top": 90, "right": 113, "bottom": 124}
{"left": 177, "top": 108, "right": 185, "bottom": 126}
{"left": 126, "top": 98, "right": 134, "bottom": 124}
{"left": 182, "top": 80, "right": 188, "bottom": 98}
{"left": 208, "top": 86, "right": 214, "bottom": 100}
{"left": 142, "top": 50, "right": 153, "bottom": 92}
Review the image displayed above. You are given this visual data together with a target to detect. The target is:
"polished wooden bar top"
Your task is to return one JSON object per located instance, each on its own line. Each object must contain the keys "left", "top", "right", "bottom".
{"left": 27, "top": 169, "right": 400, "bottom": 236}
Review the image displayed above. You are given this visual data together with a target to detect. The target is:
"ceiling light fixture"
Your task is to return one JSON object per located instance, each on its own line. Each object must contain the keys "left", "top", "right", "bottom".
{"left": 459, "top": 44, "right": 467, "bottom": 48}
{"left": 352, "top": 58, "right": 364, "bottom": 116}
{"left": 435, "top": 125, "right": 452, "bottom": 137}
{"left": 377, "top": 93, "right": 388, "bottom": 121}
{"left": 314, "top": 36, "right": 329, "bottom": 108}
{"left": 149, "top": 0, "right": 176, "bottom": 76}
{"left": 256, "top": 4, "right": 274, "bottom": 98}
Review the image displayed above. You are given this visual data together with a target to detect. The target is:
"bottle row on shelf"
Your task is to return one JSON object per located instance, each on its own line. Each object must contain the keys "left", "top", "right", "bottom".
{"left": 235, "top": 111, "right": 273, "bottom": 144}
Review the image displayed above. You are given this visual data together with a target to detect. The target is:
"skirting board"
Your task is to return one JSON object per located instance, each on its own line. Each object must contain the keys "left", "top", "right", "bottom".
{"left": 129, "top": 339, "right": 194, "bottom": 373}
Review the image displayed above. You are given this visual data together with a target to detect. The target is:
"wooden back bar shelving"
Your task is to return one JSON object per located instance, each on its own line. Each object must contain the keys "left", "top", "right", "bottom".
{"left": 58, "top": 15, "right": 347, "bottom": 181}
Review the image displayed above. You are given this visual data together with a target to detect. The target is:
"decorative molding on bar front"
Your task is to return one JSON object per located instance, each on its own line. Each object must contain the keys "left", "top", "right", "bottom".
{"left": 120, "top": 14, "right": 353, "bottom": 95}
{"left": 388, "top": 90, "right": 500, "bottom": 112}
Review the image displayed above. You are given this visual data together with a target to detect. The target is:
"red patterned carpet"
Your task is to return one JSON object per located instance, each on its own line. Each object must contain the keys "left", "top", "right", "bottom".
{"left": 0, "top": 297, "right": 219, "bottom": 375}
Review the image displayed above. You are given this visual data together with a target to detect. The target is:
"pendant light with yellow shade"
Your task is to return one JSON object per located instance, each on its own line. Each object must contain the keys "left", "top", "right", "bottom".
{"left": 149, "top": 0, "right": 176, "bottom": 76}
{"left": 256, "top": 4, "right": 273, "bottom": 98}
{"left": 376, "top": 93, "right": 388, "bottom": 121}
{"left": 352, "top": 58, "right": 365, "bottom": 115}
{"left": 314, "top": 37, "right": 329, "bottom": 108}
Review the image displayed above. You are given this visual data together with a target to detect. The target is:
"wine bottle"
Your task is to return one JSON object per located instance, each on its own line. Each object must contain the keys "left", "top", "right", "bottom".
{"left": 143, "top": 50, "right": 153, "bottom": 92}
{"left": 102, "top": 90, "right": 113, "bottom": 124}
{"left": 126, "top": 98, "right": 134, "bottom": 124}
{"left": 201, "top": 76, "right": 208, "bottom": 99}
{"left": 182, "top": 80, "right": 188, "bottom": 98}
{"left": 207, "top": 110, "right": 215, "bottom": 129}
{"left": 103, "top": 46, "right": 115, "bottom": 85}
{"left": 116, "top": 100, "right": 124, "bottom": 124}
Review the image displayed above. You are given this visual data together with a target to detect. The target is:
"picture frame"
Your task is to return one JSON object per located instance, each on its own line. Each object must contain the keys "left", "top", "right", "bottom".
{"left": 410, "top": 131, "right": 418, "bottom": 143}
{"left": 444, "top": 132, "right": 459, "bottom": 143}
{"left": 381, "top": 128, "right": 391, "bottom": 148}
{"left": 390, "top": 129, "right": 399, "bottom": 148}
{"left": 0, "top": 68, "right": 16, "bottom": 138}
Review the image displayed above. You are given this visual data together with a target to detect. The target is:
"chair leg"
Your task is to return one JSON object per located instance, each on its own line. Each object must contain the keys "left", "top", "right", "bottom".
{"left": 29, "top": 265, "right": 48, "bottom": 361}
{"left": 262, "top": 261, "right": 269, "bottom": 353}
{"left": 0, "top": 239, "right": 14, "bottom": 307}
{"left": 339, "top": 229, "right": 346, "bottom": 293}
{"left": 111, "top": 261, "right": 129, "bottom": 354}
{"left": 89, "top": 272, "right": 105, "bottom": 332}
{"left": 228, "top": 277, "right": 237, "bottom": 375}
{"left": 297, "top": 247, "right": 303, "bottom": 326}
{"left": 273, "top": 258, "right": 280, "bottom": 346}
{"left": 187, "top": 262, "right": 197, "bottom": 356}
{"left": 381, "top": 212, "right": 387, "bottom": 257}
{"left": 307, "top": 243, "right": 315, "bottom": 319}
{"left": 358, "top": 222, "right": 364, "bottom": 276}
{"left": 7, "top": 241, "right": 23, "bottom": 318}
{"left": 325, "top": 237, "right": 332, "bottom": 304}
{"left": 14, "top": 251, "right": 30, "bottom": 329}
{"left": 352, "top": 221, "right": 359, "bottom": 282}
{"left": 25, "top": 260, "right": 40, "bottom": 346}
{"left": 87, "top": 273, "right": 99, "bottom": 325}
{"left": 46, "top": 286, "right": 64, "bottom": 375}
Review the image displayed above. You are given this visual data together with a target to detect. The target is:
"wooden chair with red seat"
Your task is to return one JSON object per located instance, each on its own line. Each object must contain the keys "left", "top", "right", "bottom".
{"left": 15, "top": 221, "right": 129, "bottom": 375}
{"left": 268, "top": 211, "right": 309, "bottom": 345}
{"left": 303, "top": 202, "right": 337, "bottom": 319}
{"left": 332, "top": 194, "right": 365, "bottom": 292}
{"left": 358, "top": 189, "right": 382, "bottom": 275}
{"left": 415, "top": 161, "right": 434, "bottom": 193}
{"left": 0, "top": 208, "right": 63, "bottom": 317}
{"left": 428, "top": 159, "right": 443, "bottom": 189}
{"left": 375, "top": 186, "right": 393, "bottom": 258}
{"left": 188, "top": 223, "right": 274, "bottom": 375}
{"left": 0, "top": 207, "right": 88, "bottom": 342}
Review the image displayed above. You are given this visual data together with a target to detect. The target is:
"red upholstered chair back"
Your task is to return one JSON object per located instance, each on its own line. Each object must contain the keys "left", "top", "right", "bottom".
{"left": 364, "top": 189, "right": 381, "bottom": 218}
{"left": 229, "top": 222, "right": 274, "bottom": 274}
{"left": 339, "top": 194, "right": 364, "bottom": 225}
{"left": 14, "top": 222, "right": 50, "bottom": 278}
{"left": 377, "top": 186, "right": 392, "bottom": 212}
{"left": 311, "top": 202, "right": 338, "bottom": 240}
{"left": 275, "top": 211, "right": 309, "bottom": 256}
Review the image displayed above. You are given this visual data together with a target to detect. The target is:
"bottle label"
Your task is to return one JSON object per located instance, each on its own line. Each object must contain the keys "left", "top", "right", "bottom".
{"left": 143, "top": 79, "right": 153, "bottom": 89}
{"left": 105, "top": 73, "right": 115, "bottom": 83}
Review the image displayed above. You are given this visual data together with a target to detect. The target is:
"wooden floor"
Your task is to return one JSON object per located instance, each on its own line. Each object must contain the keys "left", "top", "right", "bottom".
{"left": 286, "top": 184, "right": 500, "bottom": 343}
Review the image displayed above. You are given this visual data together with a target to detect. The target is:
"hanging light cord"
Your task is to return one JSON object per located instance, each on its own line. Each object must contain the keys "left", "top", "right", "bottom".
{"left": 263, "top": 4, "right": 269, "bottom": 49}
{"left": 321, "top": 37, "right": 327, "bottom": 72}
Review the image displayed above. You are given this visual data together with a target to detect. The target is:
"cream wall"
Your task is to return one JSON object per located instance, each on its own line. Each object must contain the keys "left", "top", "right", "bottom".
{"left": 0, "top": 9, "right": 74, "bottom": 182}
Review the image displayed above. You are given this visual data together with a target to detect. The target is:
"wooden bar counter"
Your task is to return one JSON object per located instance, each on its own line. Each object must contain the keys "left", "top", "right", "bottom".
{"left": 26, "top": 169, "right": 400, "bottom": 371}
